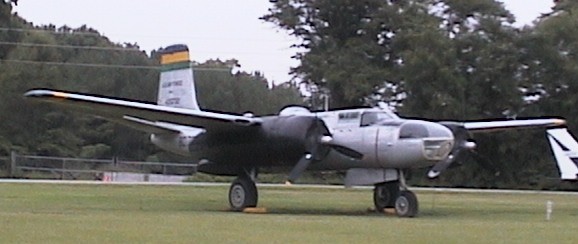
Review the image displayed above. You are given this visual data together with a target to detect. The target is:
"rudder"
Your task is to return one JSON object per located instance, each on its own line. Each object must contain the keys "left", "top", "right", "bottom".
{"left": 157, "top": 44, "right": 200, "bottom": 110}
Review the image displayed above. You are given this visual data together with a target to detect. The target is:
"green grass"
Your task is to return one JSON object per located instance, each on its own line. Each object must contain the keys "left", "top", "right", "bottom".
{"left": 1, "top": 183, "right": 578, "bottom": 243}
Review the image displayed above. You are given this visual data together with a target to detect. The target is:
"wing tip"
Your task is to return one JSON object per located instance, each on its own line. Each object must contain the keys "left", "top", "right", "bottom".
{"left": 24, "top": 89, "right": 69, "bottom": 99}
{"left": 552, "top": 118, "right": 567, "bottom": 127}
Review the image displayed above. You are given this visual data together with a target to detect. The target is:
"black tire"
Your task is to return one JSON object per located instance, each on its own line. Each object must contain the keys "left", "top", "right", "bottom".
{"left": 395, "top": 190, "right": 418, "bottom": 217}
{"left": 229, "top": 176, "right": 258, "bottom": 211}
{"left": 373, "top": 181, "right": 400, "bottom": 212}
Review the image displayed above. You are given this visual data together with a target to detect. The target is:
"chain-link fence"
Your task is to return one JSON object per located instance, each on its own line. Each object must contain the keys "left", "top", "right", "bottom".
{"left": 1, "top": 152, "right": 197, "bottom": 180}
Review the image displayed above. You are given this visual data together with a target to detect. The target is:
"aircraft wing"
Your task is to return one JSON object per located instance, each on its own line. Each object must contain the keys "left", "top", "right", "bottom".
{"left": 462, "top": 119, "right": 566, "bottom": 133}
{"left": 24, "top": 89, "right": 263, "bottom": 133}
{"left": 430, "top": 118, "right": 567, "bottom": 179}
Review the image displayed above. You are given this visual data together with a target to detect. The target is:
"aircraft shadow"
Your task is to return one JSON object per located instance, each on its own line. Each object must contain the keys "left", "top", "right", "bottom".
{"left": 209, "top": 207, "right": 401, "bottom": 218}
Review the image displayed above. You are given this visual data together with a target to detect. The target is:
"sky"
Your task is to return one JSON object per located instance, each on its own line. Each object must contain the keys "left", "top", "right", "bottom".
{"left": 12, "top": 0, "right": 555, "bottom": 84}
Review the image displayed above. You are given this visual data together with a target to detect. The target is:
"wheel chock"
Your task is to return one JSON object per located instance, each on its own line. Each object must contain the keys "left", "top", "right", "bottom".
{"left": 366, "top": 207, "right": 396, "bottom": 215}
{"left": 242, "top": 207, "right": 268, "bottom": 214}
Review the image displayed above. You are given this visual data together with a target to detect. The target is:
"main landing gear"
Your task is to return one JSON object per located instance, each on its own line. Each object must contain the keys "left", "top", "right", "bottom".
{"left": 227, "top": 169, "right": 418, "bottom": 217}
{"left": 229, "top": 172, "right": 258, "bottom": 211}
{"left": 373, "top": 171, "right": 419, "bottom": 217}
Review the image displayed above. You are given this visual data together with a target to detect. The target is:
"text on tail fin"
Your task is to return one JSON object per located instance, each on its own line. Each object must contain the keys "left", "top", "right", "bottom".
{"left": 157, "top": 44, "right": 200, "bottom": 110}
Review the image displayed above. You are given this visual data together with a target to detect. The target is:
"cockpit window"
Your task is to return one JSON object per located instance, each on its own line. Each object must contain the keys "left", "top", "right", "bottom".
{"left": 360, "top": 112, "right": 393, "bottom": 127}
{"left": 338, "top": 112, "right": 360, "bottom": 123}
{"left": 399, "top": 123, "right": 429, "bottom": 139}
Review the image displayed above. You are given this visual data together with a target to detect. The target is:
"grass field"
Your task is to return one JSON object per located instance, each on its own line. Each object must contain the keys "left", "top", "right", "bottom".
{"left": 1, "top": 182, "right": 578, "bottom": 243}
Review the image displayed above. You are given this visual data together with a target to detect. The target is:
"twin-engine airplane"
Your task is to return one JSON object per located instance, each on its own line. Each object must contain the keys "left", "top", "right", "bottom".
{"left": 25, "top": 44, "right": 578, "bottom": 217}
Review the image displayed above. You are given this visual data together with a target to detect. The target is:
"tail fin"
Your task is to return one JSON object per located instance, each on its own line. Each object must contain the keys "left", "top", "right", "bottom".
{"left": 547, "top": 128, "right": 578, "bottom": 180}
{"left": 157, "top": 44, "right": 200, "bottom": 110}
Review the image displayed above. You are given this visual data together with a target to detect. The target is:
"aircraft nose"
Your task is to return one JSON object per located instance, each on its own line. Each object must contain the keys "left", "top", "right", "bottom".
{"left": 427, "top": 122, "right": 454, "bottom": 139}
{"left": 399, "top": 121, "right": 454, "bottom": 161}
{"left": 422, "top": 122, "right": 454, "bottom": 160}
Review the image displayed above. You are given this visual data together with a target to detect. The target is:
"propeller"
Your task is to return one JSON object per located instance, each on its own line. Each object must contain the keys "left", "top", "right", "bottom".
{"left": 428, "top": 122, "right": 476, "bottom": 178}
{"left": 287, "top": 154, "right": 313, "bottom": 184}
{"left": 286, "top": 117, "right": 363, "bottom": 184}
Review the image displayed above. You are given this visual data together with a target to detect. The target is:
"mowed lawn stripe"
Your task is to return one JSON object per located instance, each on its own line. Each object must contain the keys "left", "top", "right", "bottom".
{"left": 0, "top": 183, "right": 577, "bottom": 243}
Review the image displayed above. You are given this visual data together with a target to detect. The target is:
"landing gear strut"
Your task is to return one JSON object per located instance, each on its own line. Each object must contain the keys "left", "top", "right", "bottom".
{"left": 229, "top": 174, "right": 258, "bottom": 211}
{"left": 373, "top": 170, "right": 419, "bottom": 217}
{"left": 373, "top": 181, "right": 400, "bottom": 211}
{"left": 394, "top": 170, "right": 418, "bottom": 217}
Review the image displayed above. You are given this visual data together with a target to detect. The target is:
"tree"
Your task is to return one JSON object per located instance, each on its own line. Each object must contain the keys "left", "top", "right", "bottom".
{"left": 511, "top": 1, "right": 578, "bottom": 186}
{"left": 263, "top": 0, "right": 419, "bottom": 108}
{"left": 264, "top": 0, "right": 568, "bottom": 188}
{"left": 0, "top": 0, "right": 23, "bottom": 59}
{"left": 0, "top": 8, "right": 303, "bottom": 161}
{"left": 194, "top": 59, "right": 302, "bottom": 115}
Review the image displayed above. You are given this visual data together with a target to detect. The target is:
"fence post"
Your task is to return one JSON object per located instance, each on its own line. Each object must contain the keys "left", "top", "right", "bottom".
{"left": 61, "top": 159, "right": 66, "bottom": 180}
{"left": 9, "top": 151, "right": 17, "bottom": 178}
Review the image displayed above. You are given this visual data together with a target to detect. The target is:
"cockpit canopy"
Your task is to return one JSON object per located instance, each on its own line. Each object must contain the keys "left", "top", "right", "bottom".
{"left": 399, "top": 121, "right": 454, "bottom": 139}
{"left": 399, "top": 123, "right": 429, "bottom": 139}
{"left": 360, "top": 111, "right": 396, "bottom": 127}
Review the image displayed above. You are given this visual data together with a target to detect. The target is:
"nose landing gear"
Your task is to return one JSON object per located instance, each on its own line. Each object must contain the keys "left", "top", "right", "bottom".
{"left": 373, "top": 170, "right": 419, "bottom": 217}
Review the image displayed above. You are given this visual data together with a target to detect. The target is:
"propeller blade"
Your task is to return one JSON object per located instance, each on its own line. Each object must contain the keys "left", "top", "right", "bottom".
{"left": 318, "top": 135, "right": 364, "bottom": 160}
{"left": 331, "top": 145, "right": 364, "bottom": 160}
{"left": 427, "top": 122, "right": 479, "bottom": 178}
{"left": 286, "top": 153, "right": 313, "bottom": 184}
{"left": 427, "top": 139, "right": 478, "bottom": 178}
{"left": 428, "top": 154, "right": 456, "bottom": 178}
{"left": 286, "top": 117, "right": 364, "bottom": 183}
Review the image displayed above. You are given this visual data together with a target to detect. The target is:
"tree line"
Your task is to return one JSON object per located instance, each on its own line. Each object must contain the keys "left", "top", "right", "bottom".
{"left": 0, "top": 1, "right": 302, "bottom": 164}
{"left": 263, "top": 0, "right": 578, "bottom": 189}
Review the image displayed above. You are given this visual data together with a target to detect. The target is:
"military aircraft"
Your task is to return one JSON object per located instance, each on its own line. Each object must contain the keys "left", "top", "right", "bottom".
{"left": 25, "top": 44, "right": 572, "bottom": 217}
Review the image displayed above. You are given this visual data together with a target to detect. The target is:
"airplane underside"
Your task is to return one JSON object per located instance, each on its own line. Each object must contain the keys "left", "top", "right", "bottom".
{"left": 191, "top": 141, "right": 421, "bottom": 217}
{"left": 221, "top": 166, "right": 419, "bottom": 217}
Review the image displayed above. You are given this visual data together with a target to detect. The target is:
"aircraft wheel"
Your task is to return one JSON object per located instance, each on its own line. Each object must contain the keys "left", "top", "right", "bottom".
{"left": 373, "top": 181, "right": 400, "bottom": 212}
{"left": 395, "top": 190, "right": 418, "bottom": 217}
{"left": 229, "top": 176, "right": 258, "bottom": 211}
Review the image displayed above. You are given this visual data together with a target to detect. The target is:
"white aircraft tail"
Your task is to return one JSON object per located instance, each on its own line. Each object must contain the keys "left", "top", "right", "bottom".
{"left": 157, "top": 44, "right": 200, "bottom": 110}
{"left": 547, "top": 128, "right": 578, "bottom": 180}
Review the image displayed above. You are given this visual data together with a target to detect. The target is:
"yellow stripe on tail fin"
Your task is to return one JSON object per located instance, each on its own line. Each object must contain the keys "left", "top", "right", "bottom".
{"left": 157, "top": 44, "right": 200, "bottom": 110}
{"left": 161, "top": 50, "right": 190, "bottom": 65}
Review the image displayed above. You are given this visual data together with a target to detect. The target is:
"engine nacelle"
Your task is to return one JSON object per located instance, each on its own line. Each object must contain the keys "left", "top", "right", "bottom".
{"left": 279, "top": 106, "right": 312, "bottom": 116}
{"left": 261, "top": 114, "right": 330, "bottom": 161}
{"left": 150, "top": 129, "right": 204, "bottom": 157}
{"left": 262, "top": 116, "right": 313, "bottom": 146}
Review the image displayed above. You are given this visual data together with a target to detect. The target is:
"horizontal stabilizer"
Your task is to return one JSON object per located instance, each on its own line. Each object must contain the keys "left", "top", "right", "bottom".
{"left": 547, "top": 128, "right": 578, "bottom": 180}
{"left": 119, "top": 116, "right": 181, "bottom": 134}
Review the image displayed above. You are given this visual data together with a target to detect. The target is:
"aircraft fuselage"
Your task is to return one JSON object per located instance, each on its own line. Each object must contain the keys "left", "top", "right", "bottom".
{"left": 151, "top": 107, "right": 454, "bottom": 176}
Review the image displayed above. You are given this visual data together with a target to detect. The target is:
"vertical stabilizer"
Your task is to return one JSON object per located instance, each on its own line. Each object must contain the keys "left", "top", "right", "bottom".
{"left": 157, "top": 44, "right": 200, "bottom": 110}
{"left": 547, "top": 128, "right": 578, "bottom": 180}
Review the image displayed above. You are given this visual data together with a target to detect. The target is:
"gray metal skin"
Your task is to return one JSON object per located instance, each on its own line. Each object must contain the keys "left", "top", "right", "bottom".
{"left": 24, "top": 89, "right": 453, "bottom": 181}
{"left": 166, "top": 107, "right": 454, "bottom": 179}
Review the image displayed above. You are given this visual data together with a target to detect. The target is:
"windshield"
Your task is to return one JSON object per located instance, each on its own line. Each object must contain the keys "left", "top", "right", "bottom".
{"left": 360, "top": 112, "right": 394, "bottom": 127}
